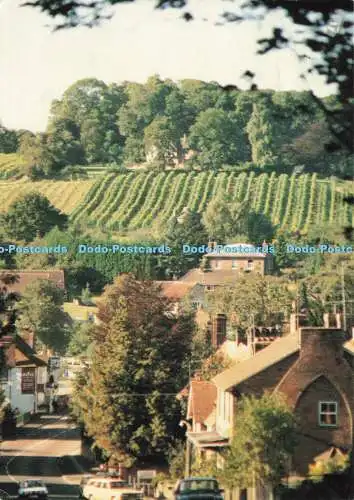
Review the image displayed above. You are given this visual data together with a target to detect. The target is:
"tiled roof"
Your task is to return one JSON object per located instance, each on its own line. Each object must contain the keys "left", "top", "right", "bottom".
{"left": 187, "top": 380, "right": 217, "bottom": 423}
{"left": 2, "top": 334, "right": 46, "bottom": 367}
{"left": 213, "top": 333, "right": 300, "bottom": 391}
{"left": 0, "top": 270, "right": 65, "bottom": 294}
{"left": 12, "top": 335, "right": 47, "bottom": 367}
{"left": 179, "top": 269, "right": 247, "bottom": 285}
{"left": 155, "top": 281, "right": 195, "bottom": 299}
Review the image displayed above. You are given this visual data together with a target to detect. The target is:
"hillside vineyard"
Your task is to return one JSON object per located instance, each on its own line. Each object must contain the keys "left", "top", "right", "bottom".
{"left": 69, "top": 171, "right": 354, "bottom": 231}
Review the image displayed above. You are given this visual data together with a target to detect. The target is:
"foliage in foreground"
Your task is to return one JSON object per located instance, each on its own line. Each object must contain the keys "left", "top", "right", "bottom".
{"left": 71, "top": 274, "right": 195, "bottom": 466}
{"left": 219, "top": 393, "right": 297, "bottom": 489}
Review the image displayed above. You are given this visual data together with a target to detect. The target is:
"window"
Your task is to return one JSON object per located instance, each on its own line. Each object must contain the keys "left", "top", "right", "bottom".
{"left": 191, "top": 301, "right": 200, "bottom": 310}
{"left": 246, "top": 259, "right": 254, "bottom": 270}
{"left": 319, "top": 401, "right": 338, "bottom": 426}
{"left": 231, "top": 259, "right": 238, "bottom": 269}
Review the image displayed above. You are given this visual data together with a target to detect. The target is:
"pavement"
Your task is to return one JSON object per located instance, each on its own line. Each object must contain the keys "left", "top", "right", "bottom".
{"left": 0, "top": 413, "right": 87, "bottom": 499}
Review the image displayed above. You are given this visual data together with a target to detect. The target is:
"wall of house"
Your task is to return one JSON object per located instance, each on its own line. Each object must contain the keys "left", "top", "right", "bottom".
{"left": 208, "top": 256, "right": 265, "bottom": 274}
{"left": 236, "top": 353, "right": 299, "bottom": 398}
{"left": 216, "top": 389, "right": 234, "bottom": 438}
{"left": 293, "top": 375, "right": 352, "bottom": 474}
{"left": 6, "top": 368, "right": 35, "bottom": 414}
{"left": 276, "top": 328, "right": 354, "bottom": 476}
{"left": 36, "top": 366, "right": 48, "bottom": 405}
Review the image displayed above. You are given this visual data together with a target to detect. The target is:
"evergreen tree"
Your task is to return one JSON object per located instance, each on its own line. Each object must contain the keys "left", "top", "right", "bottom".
{"left": 71, "top": 274, "right": 194, "bottom": 465}
{"left": 162, "top": 210, "right": 208, "bottom": 278}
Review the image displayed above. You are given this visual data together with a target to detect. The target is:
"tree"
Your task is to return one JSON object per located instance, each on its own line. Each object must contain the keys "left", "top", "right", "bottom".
{"left": 0, "top": 124, "right": 19, "bottom": 153}
{"left": 71, "top": 274, "right": 194, "bottom": 465}
{"left": 67, "top": 321, "right": 94, "bottom": 357}
{"left": 162, "top": 210, "right": 208, "bottom": 278}
{"left": 206, "top": 275, "right": 293, "bottom": 329}
{"left": 45, "top": 117, "right": 85, "bottom": 171}
{"left": 49, "top": 78, "right": 126, "bottom": 164}
{"left": 144, "top": 116, "right": 176, "bottom": 168}
{"left": 0, "top": 272, "right": 20, "bottom": 339}
{"left": 203, "top": 196, "right": 275, "bottom": 244}
{"left": 246, "top": 100, "right": 278, "bottom": 167}
{"left": 18, "top": 132, "right": 55, "bottom": 179}
{"left": 188, "top": 109, "right": 249, "bottom": 169}
{"left": 25, "top": 1, "right": 353, "bottom": 159}
{"left": 15, "top": 279, "right": 71, "bottom": 353}
{"left": 2, "top": 192, "right": 67, "bottom": 242}
{"left": 220, "top": 393, "right": 297, "bottom": 490}
{"left": 81, "top": 283, "right": 93, "bottom": 305}
{"left": 202, "top": 196, "right": 235, "bottom": 243}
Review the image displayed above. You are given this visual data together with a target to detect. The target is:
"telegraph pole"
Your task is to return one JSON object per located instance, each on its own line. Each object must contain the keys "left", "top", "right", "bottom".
{"left": 341, "top": 262, "right": 347, "bottom": 333}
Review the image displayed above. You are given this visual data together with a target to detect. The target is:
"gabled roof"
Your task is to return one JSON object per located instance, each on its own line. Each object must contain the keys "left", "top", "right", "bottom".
{"left": 179, "top": 269, "right": 247, "bottom": 285}
{"left": 313, "top": 447, "right": 347, "bottom": 463}
{"left": 156, "top": 281, "right": 195, "bottom": 300}
{"left": 187, "top": 380, "right": 217, "bottom": 423}
{"left": 11, "top": 335, "right": 47, "bottom": 367}
{"left": 0, "top": 270, "right": 65, "bottom": 294}
{"left": 212, "top": 333, "right": 300, "bottom": 391}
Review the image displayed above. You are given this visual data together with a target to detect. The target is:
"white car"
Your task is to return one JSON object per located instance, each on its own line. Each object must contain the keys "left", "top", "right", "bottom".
{"left": 82, "top": 476, "right": 143, "bottom": 499}
{"left": 18, "top": 479, "right": 48, "bottom": 499}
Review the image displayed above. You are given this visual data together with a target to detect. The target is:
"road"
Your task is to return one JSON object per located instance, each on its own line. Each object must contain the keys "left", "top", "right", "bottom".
{"left": 0, "top": 414, "right": 84, "bottom": 499}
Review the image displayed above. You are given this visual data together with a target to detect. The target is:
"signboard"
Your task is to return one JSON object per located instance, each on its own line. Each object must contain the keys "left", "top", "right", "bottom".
{"left": 21, "top": 367, "right": 35, "bottom": 394}
{"left": 137, "top": 470, "right": 157, "bottom": 481}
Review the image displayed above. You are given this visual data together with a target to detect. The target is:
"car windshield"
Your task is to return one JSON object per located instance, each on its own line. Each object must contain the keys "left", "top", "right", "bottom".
{"left": 21, "top": 480, "right": 44, "bottom": 488}
{"left": 180, "top": 480, "right": 218, "bottom": 491}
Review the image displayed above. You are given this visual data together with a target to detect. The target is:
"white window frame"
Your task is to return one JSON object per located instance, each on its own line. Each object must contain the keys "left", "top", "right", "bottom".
{"left": 246, "top": 259, "right": 254, "bottom": 270}
{"left": 318, "top": 401, "right": 338, "bottom": 427}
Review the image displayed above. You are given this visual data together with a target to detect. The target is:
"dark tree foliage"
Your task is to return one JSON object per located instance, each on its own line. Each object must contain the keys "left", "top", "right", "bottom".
{"left": 21, "top": 1, "right": 354, "bottom": 158}
{"left": 2, "top": 192, "right": 68, "bottom": 242}
{"left": 0, "top": 272, "right": 20, "bottom": 339}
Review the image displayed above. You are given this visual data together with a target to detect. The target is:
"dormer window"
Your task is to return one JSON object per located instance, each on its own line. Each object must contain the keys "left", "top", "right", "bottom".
{"left": 319, "top": 401, "right": 338, "bottom": 427}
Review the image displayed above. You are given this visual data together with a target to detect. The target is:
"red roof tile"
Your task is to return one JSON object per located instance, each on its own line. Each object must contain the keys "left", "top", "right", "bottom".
{"left": 156, "top": 281, "right": 195, "bottom": 300}
{"left": 187, "top": 380, "right": 217, "bottom": 423}
{"left": 0, "top": 270, "right": 65, "bottom": 294}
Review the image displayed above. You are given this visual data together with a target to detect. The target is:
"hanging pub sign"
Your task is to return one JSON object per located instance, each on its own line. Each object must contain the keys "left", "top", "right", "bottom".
{"left": 21, "top": 367, "right": 35, "bottom": 394}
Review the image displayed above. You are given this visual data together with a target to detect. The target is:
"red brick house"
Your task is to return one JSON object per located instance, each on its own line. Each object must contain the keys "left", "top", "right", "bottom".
{"left": 183, "top": 328, "right": 354, "bottom": 498}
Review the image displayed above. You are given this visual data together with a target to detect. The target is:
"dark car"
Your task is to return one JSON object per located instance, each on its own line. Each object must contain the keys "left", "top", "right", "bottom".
{"left": 17, "top": 479, "right": 48, "bottom": 499}
{"left": 174, "top": 477, "right": 224, "bottom": 500}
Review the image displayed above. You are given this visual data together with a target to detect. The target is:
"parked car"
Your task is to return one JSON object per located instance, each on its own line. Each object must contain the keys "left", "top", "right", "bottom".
{"left": 173, "top": 477, "right": 224, "bottom": 500}
{"left": 82, "top": 476, "right": 143, "bottom": 499}
{"left": 17, "top": 479, "right": 48, "bottom": 499}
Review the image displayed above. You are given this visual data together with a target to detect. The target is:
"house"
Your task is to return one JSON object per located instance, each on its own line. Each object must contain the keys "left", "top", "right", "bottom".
{"left": 0, "top": 269, "right": 65, "bottom": 295}
{"left": 180, "top": 243, "right": 274, "bottom": 289}
{"left": 155, "top": 281, "right": 203, "bottom": 314}
{"left": 183, "top": 327, "right": 354, "bottom": 499}
{"left": 177, "top": 243, "right": 275, "bottom": 348}
{"left": 0, "top": 334, "right": 48, "bottom": 416}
